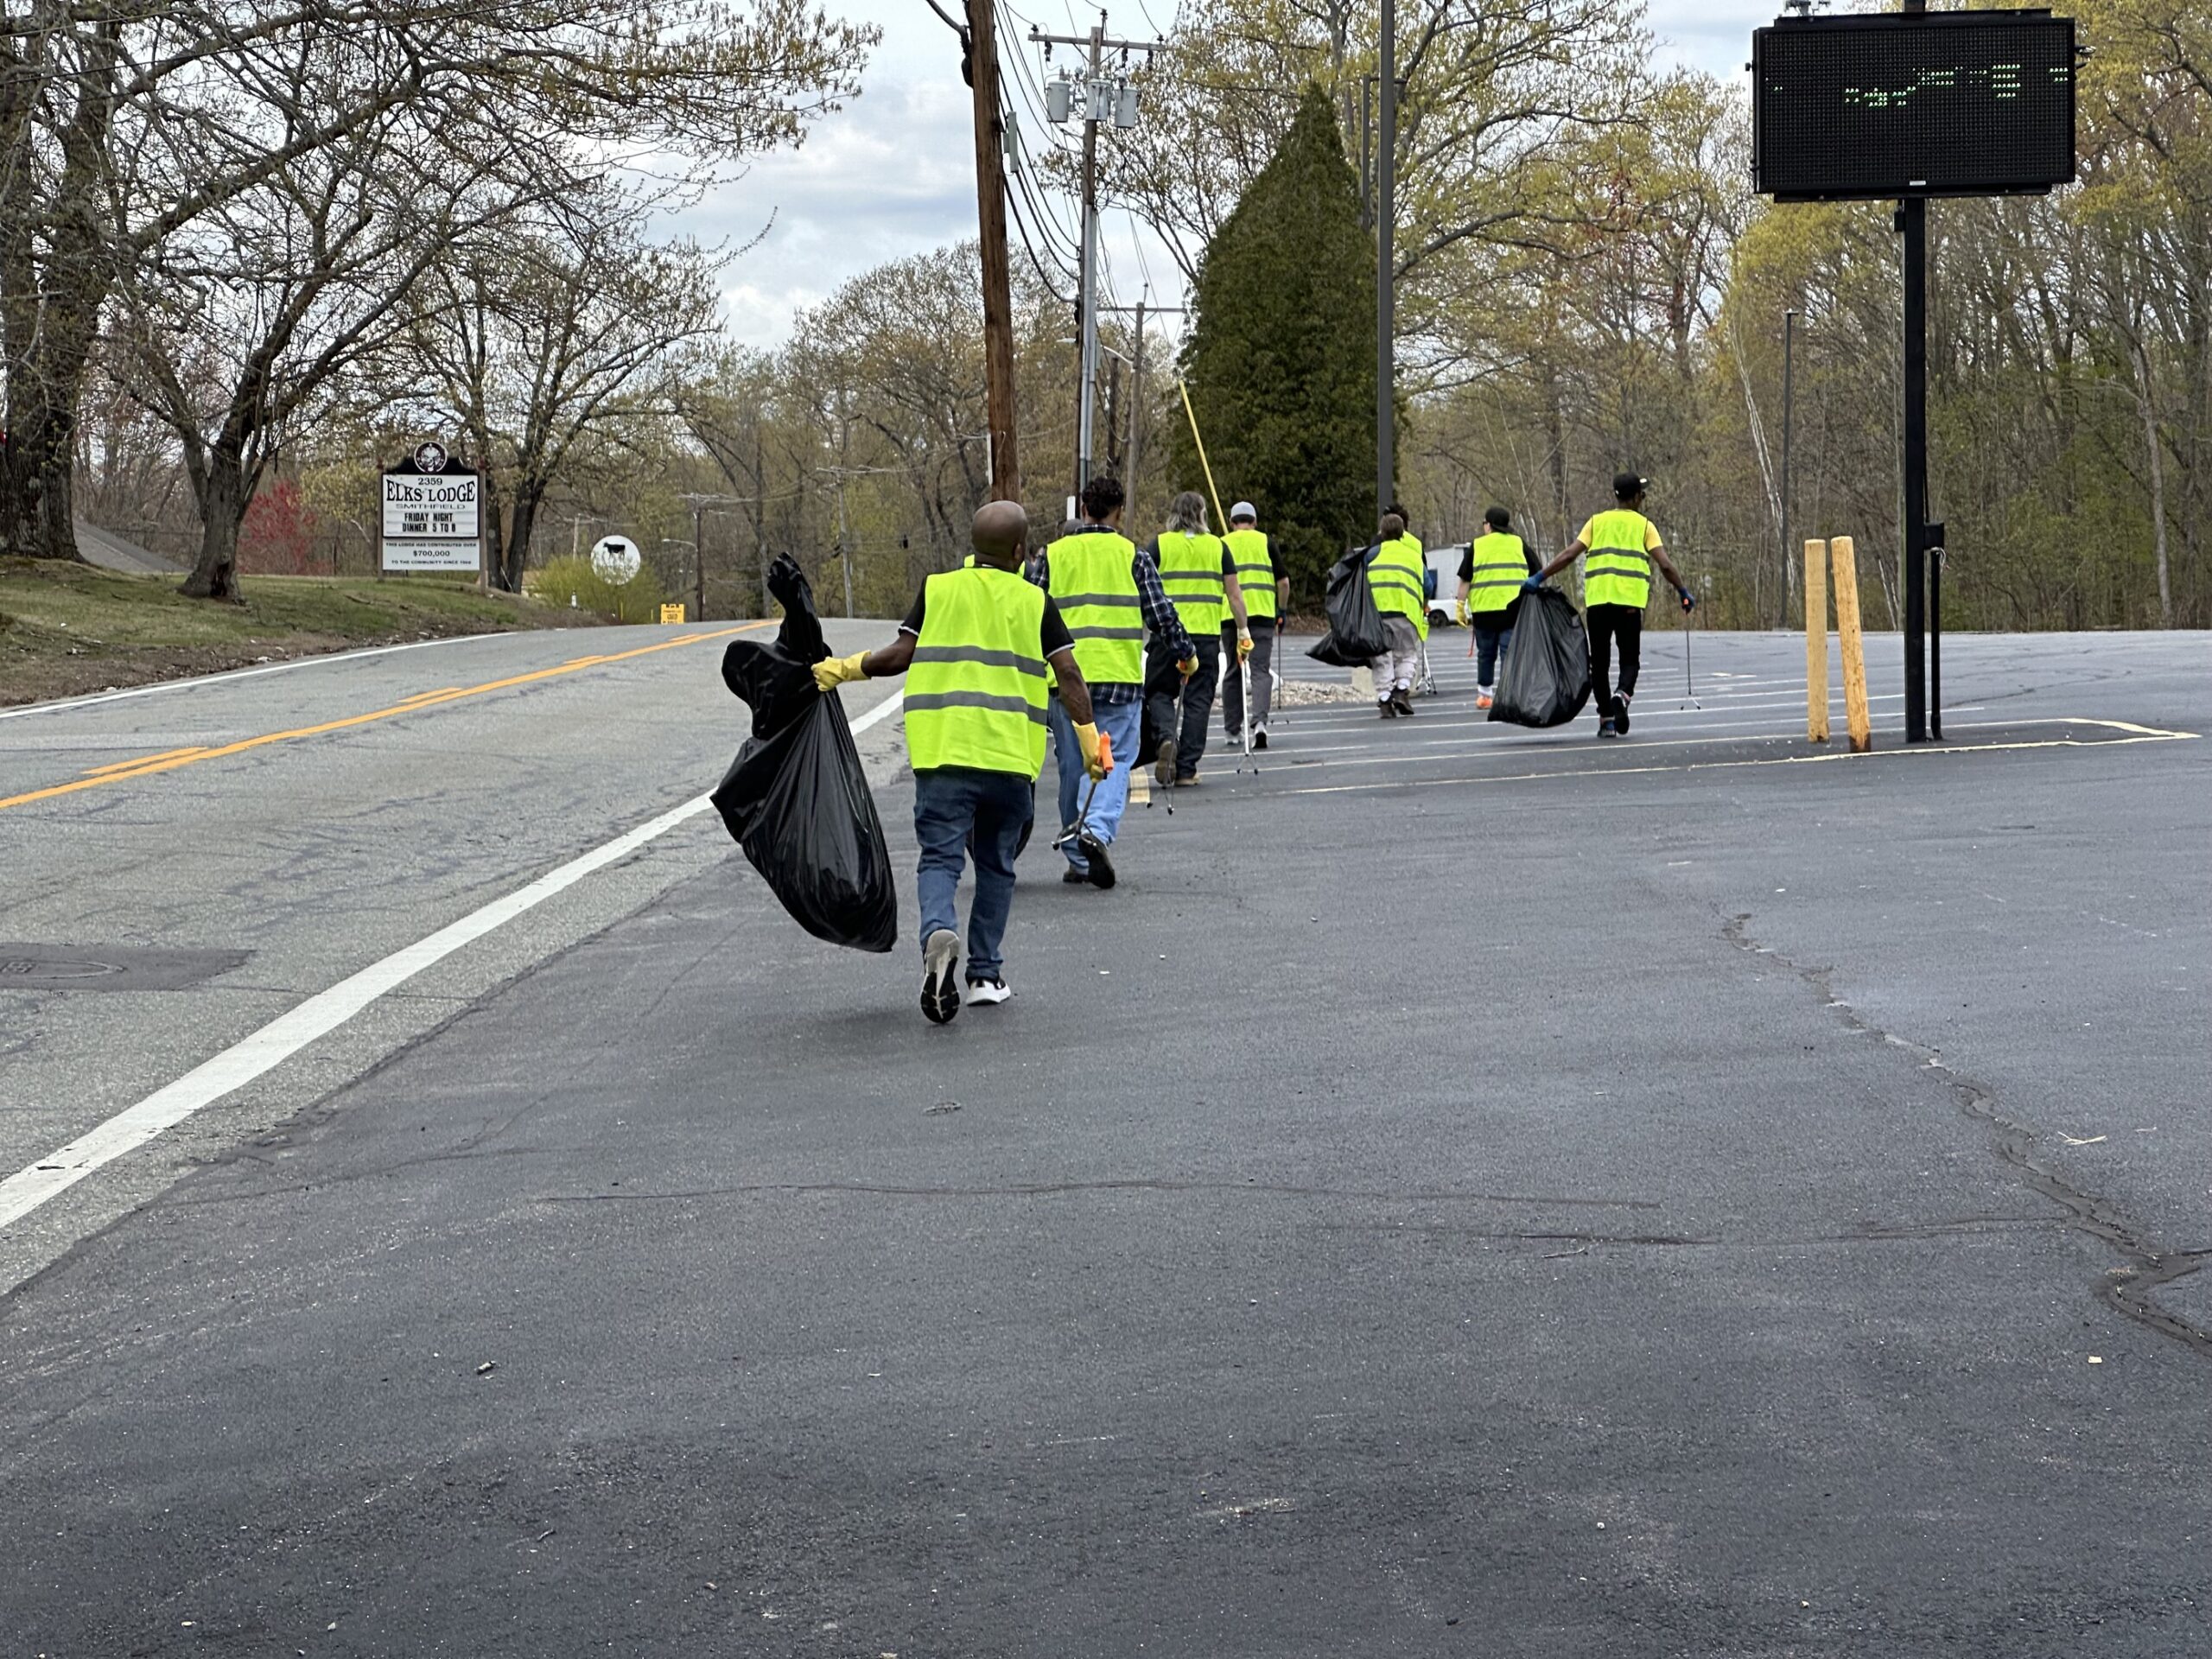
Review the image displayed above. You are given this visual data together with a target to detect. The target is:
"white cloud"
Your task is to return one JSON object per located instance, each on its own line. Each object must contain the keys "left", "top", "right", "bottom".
{"left": 691, "top": 0, "right": 1783, "bottom": 351}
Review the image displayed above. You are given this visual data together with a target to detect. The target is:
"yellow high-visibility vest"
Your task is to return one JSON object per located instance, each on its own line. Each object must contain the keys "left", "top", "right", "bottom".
{"left": 1368, "top": 534, "right": 1428, "bottom": 640}
{"left": 1466, "top": 531, "right": 1527, "bottom": 616}
{"left": 1046, "top": 528, "right": 1143, "bottom": 683}
{"left": 902, "top": 565, "right": 1051, "bottom": 775}
{"left": 1225, "top": 528, "right": 1276, "bottom": 621}
{"left": 1155, "top": 530, "right": 1228, "bottom": 634}
{"left": 1581, "top": 510, "right": 1658, "bottom": 608}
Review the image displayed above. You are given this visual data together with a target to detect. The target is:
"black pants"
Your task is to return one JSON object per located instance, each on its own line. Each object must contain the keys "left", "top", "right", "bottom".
{"left": 1144, "top": 632, "right": 1221, "bottom": 779}
{"left": 1586, "top": 602, "right": 1642, "bottom": 720}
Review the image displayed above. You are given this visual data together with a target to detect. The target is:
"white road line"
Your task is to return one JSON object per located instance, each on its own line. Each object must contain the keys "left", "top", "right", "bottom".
{"left": 0, "top": 633, "right": 502, "bottom": 721}
{"left": 0, "top": 683, "right": 906, "bottom": 1232}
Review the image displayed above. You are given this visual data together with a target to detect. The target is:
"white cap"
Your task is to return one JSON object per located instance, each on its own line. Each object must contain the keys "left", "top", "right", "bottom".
{"left": 1229, "top": 500, "right": 1257, "bottom": 522}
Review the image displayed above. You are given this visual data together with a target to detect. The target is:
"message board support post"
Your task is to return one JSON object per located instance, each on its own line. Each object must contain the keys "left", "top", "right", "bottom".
{"left": 1898, "top": 192, "right": 1929, "bottom": 741}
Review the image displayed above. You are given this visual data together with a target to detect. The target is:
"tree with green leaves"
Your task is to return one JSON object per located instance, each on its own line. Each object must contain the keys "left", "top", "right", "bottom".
{"left": 1172, "top": 83, "right": 1376, "bottom": 601}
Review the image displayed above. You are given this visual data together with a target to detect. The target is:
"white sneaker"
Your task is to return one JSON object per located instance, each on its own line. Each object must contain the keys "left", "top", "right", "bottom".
{"left": 964, "top": 978, "right": 1011, "bottom": 1007}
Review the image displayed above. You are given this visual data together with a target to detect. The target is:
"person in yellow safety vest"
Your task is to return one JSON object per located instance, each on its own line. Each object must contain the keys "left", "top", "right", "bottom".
{"left": 1454, "top": 505, "right": 1541, "bottom": 709}
{"left": 1528, "top": 472, "right": 1695, "bottom": 739}
{"left": 1222, "top": 500, "right": 1288, "bottom": 749}
{"left": 1363, "top": 504, "right": 1427, "bottom": 718}
{"left": 1028, "top": 474, "right": 1198, "bottom": 887}
{"left": 812, "top": 499, "right": 1103, "bottom": 1024}
{"left": 1142, "top": 490, "right": 1252, "bottom": 787}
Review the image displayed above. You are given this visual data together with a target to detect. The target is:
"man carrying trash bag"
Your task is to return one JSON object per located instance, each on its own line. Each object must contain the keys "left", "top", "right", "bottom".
{"left": 1529, "top": 473, "right": 1695, "bottom": 738}
{"left": 1364, "top": 508, "right": 1428, "bottom": 718}
{"left": 813, "top": 500, "right": 1106, "bottom": 1024}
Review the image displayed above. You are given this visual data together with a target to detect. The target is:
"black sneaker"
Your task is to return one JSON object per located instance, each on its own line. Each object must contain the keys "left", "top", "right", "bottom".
{"left": 1078, "top": 834, "right": 1116, "bottom": 889}
{"left": 1252, "top": 729, "right": 1268, "bottom": 751}
{"left": 1062, "top": 865, "right": 1090, "bottom": 885}
{"left": 1154, "top": 737, "right": 1178, "bottom": 789}
{"left": 920, "top": 929, "right": 962, "bottom": 1024}
{"left": 1613, "top": 694, "right": 1631, "bottom": 734}
{"left": 1598, "top": 717, "right": 1618, "bottom": 740}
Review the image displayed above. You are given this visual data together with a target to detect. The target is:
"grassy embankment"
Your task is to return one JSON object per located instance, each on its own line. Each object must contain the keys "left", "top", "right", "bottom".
{"left": 0, "top": 560, "right": 594, "bottom": 707}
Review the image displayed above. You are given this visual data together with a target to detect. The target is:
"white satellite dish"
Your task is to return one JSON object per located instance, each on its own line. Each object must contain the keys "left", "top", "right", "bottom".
{"left": 589, "top": 535, "right": 641, "bottom": 584}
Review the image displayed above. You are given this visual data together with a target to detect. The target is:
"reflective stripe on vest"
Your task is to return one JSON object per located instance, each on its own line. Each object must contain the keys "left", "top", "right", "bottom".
{"left": 1225, "top": 528, "right": 1275, "bottom": 620}
{"left": 903, "top": 567, "right": 1049, "bottom": 776}
{"left": 1046, "top": 529, "right": 1144, "bottom": 683}
{"left": 1155, "top": 530, "right": 1227, "bottom": 634}
{"left": 1583, "top": 510, "right": 1654, "bottom": 609}
{"left": 1466, "top": 532, "right": 1527, "bottom": 615}
{"left": 1368, "top": 535, "right": 1428, "bottom": 639}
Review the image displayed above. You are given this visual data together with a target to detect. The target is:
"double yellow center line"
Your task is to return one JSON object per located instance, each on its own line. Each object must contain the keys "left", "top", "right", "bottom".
{"left": 1, "top": 625, "right": 766, "bottom": 815}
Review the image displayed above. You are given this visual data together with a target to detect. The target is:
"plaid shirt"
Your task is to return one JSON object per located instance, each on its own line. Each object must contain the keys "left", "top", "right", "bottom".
{"left": 1027, "top": 528, "right": 1193, "bottom": 700}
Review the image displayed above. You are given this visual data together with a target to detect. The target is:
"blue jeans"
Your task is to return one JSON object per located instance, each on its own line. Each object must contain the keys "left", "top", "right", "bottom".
{"left": 1475, "top": 621, "right": 1514, "bottom": 685}
{"left": 913, "top": 766, "right": 1033, "bottom": 981}
{"left": 1047, "top": 694, "right": 1141, "bottom": 873}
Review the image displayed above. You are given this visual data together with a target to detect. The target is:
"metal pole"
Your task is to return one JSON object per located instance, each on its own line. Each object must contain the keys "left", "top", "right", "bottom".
{"left": 1376, "top": 1, "right": 1395, "bottom": 518}
{"left": 1076, "top": 25, "right": 1103, "bottom": 498}
{"left": 1929, "top": 547, "right": 1942, "bottom": 740}
{"left": 1127, "top": 299, "right": 1146, "bottom": 512}
{"left": 1781, "top": 308, "right": 1796, "bottom": 631}
{"left": 1359, "top": 76, "right": 1373, "bottom": 231}
{"left": 693, "top": 501, "right": 704, "bottom": 620}
{"left": 1900, "top": 194, "right": 1929, "bottom": 743}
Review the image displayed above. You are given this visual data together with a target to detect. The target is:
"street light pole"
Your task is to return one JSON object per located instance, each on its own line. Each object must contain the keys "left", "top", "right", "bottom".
{"left": 1376, "top": 0, "right": 1397, "bottom": 519}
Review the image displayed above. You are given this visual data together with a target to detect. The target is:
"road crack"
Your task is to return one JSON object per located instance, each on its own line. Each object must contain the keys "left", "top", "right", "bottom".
{"left": 1725, "top": 912, "right": 2210, "bottom": 1357}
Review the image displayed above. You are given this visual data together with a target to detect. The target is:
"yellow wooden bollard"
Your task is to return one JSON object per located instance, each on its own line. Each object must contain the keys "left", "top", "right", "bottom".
{"left": 1830, "top": 535, "right": 1872, "bottom": 753}
{"left": 1804, "top": 538, "right": 1830, "bottom": 742}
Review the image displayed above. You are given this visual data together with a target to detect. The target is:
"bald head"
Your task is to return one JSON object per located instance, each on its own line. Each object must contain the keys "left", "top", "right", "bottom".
{"left": 971, "top": 499, "right": 1029, "bottom": 569}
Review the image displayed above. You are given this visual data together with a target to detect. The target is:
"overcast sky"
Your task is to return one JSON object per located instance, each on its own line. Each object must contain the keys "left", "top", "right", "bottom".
{"left": 698, "top": 1, "right": 1779, "bottom": 352}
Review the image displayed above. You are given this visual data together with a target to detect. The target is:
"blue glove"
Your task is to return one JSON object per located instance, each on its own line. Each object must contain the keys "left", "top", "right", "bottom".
{"left": 1678, "top": 587, "right": 1696, "bottom": 613}
{"left": 1520, "top": 575, "right": 1542, "bottom": 593}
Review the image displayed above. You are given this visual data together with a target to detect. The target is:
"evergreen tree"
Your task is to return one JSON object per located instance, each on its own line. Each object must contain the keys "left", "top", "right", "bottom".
{"left": 1171, "top": 82, "right": 1377, "bottom": 603}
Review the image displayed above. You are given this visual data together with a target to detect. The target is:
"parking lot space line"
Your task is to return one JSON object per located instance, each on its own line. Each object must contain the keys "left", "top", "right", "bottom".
{"left": 1274, "top": 718, "right": 2197, "bottom": 796}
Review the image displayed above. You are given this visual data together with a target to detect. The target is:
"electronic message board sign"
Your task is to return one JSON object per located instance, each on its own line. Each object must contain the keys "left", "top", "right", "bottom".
{"left": 1752, "top": 12, "right": 2075, "bottom": 201}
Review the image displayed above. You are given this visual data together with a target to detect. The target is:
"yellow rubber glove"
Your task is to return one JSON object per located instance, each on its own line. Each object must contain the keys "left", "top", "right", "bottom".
{"left": 1236, "top": 631, "right": 1255, "bottom": 662}
{"left": 811, "top": 652, "right": 868, "bottom": 693}
{"left": 1074, "top": 721, "right": 1109, "bottom": 780}
{"left": 1456, "top": 600, "right": 1470, "bottom": 626}
{"left": 1177, "top": 654, "right": 1199, "bottom": 679}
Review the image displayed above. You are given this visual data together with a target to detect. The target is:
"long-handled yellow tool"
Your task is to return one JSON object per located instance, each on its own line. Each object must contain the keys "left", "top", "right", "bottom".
{"left": 1178, "top": 380, "right": 1254, "bottom": 761}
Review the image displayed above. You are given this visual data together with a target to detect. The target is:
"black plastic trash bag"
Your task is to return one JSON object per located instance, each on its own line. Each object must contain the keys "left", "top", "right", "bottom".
{"left": 1487, "top": 586, "right": 1592, "bottom": 728}
{"left": 1307, "top": 547, "right": 1389, "bottom": 666}
{"left": 710, "top": 555, "right": 898, "bottom": 952}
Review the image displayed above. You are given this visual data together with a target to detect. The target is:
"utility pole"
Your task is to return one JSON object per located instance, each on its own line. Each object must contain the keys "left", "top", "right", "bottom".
{"left": 1033, "top": 16, "right": 1166, "bottom": 502}
{"left": 1780, "top": 308, "right": 1796, "bottom": 630}
{"left": 1376, "top": 0, "right": 1397, "bottom": 518}
{"left": 1128, "top": 298, "right": 1146, "bottom": 512}
{"left": 963, "top": 0, "right": 1020, "bottom": 501}
{"left": 678, "top": 493, "right": 737, "bottom": 620}
{"left": 1098, "top": 302, "right": 1185, "bottom": 520}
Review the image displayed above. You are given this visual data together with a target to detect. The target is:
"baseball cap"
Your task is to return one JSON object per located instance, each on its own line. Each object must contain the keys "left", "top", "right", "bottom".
{"left": 1612, "top": 471, "right": 1648, "bottom": 498}
{"left": 1229, "top": 500, "right": 1256, "bottom": 522}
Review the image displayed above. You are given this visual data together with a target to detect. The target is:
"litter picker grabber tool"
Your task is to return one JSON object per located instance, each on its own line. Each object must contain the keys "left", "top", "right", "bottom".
{"left": 1051, "top": 732, "right": 1116, "bottom": 850}
{"left": 1679, "top": 578, "right": 1702, "bottom": 710}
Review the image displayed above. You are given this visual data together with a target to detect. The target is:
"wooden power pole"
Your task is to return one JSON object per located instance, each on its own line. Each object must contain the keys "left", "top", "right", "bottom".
{"left": 964, "top": 0, "right": 1020, "bottom": 502}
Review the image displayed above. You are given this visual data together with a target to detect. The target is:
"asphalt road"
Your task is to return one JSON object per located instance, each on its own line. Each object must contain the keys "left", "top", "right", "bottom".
{"left": 2, "top": 624, "right": 2206, "bottom": 1656}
